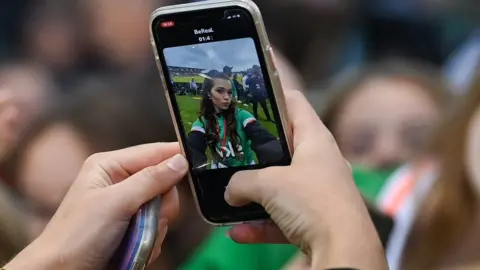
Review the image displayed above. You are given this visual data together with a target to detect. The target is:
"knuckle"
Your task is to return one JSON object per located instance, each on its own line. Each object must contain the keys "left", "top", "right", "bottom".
{"left": 83, "top": 153, "right": 105, "bottom": 168}
{"left": 253, "top": 168, "right": 277, "bottom": 191}
{"left": 142, "top": 166, "right": 161, "bottom": 181}
{"left": 256, "top": 168, "right": 282, "bottom": 205}
{"left": 323, "top": 128, "right": 337, "bottom": 145}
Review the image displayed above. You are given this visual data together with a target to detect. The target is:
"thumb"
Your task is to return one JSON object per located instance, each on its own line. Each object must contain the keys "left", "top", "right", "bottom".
{"left": 112, "top": 154, "right": 188, "bottom": 212}
{"left": 225, "top": 167, "right": 281, "bottom": 207}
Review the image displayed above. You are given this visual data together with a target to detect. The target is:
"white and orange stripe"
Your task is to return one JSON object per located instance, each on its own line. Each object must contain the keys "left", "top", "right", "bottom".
{"left": 376, "top": 160, "right": 438, "bottom": 270}
{"left": 191, "top": 126, "right": 205, "bottom": 133}
{"left": 242, "top": 117, "right": 256, "bottom": 128}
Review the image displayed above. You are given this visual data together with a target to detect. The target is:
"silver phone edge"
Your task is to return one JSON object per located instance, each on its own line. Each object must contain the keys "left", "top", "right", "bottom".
{"left": 149, "top": 0, "right": 293, "bottom": 226}
{"left": 130, "top": 196, "right": 161, "bottom": 270}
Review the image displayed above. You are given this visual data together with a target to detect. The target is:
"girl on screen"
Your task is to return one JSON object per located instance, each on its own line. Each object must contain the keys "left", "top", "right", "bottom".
{"left": 187, "top": 70, "right": 282, "bottom": 169}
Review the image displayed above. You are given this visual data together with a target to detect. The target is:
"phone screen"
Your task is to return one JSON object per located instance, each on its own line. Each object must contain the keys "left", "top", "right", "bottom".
{"left": 151, "top": 5, "right": 291, "bottom": 223}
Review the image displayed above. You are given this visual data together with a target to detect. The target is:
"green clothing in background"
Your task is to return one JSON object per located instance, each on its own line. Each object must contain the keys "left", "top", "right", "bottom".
{"left": 181, "top": 166, "right": 396, "bottom": 270}
{"left": 180, "top": 226, "right": 297, "bottom": 270}
{"left": 353, "top": 166, "right": 396, "bottom": 202}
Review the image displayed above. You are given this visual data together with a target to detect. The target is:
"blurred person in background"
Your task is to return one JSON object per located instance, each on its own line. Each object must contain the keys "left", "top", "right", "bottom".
{"left": 443, "top": 1, "right": 480, "bottom": 96}
{"left": 360, "top": 0, "right": 445, "bottom": 66}
{"left": 222, "top": 66, "right": 238, "bottom": 100}
{"left": 0, "top": 76, "right": 211, "bottom": 269}
{"left": 285, "top": 59, "right": 450, "bottom": 270}
{"left": 246, "top": 65, "right": 274, "bottom": 123}
{"left": 375, "top": 75, "right": 480, "bottom": 270}
{"left": 189, "top": 78, "right": 199, "bottom": 95}
{"left": 0, "top": 62, "right": 54, "bottom": 166}
{"left": 0, "top": 0, "right": 29, "bottom": 59}
{"left": 444, "top": 28, "right": 480, "bottom": 95}
{"left": 312, "top": 60, "right": 450, "bottom": 175}
{"left": 232, "top": 73, "right": 243, "bottom": 102}
{"left": 79, "top": 0, "right": 175, "bottom": 77}
{"left": 19, "top": 0, "right": 82, "bottom": 88}
{"left": 251, "top": 0, "right": 355, "bottom": 88}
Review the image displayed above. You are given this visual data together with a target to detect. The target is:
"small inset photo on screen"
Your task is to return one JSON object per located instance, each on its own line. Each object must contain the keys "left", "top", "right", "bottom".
{"left": 164, "top": 38, "right": 283, "bottom": 170}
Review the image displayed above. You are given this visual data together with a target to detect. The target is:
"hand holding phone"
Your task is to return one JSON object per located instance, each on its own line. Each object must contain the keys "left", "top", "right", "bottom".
{"left": 223, "top": 90, "right": 389, "bottom": 269}
{"left": 4, "top": 144, "right": 188, "bottom": 270}
{"left": 150, "top": 0, "right": 293, "bottom": 225}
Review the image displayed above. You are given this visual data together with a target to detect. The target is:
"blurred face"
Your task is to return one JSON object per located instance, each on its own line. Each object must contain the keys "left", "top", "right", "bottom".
{"left": 26, "top": 15, "right": 78, "bottom": 71}
{"left": 333, "top": 77, "right": 440, "bottom": 170}
{"left": 466, "top": 104, "right": 480, "bottom": 197}
{"left": 0, "top": 68, "right": 50, "bottom": 160}
{"left": 210, "top": 78, "right": 233, "bottom": 111}
{"left": 85, "top": 0, "right": 155, "bottom": 67}
{"left": 17, "top": 124, "right": 90, "bottom": 239}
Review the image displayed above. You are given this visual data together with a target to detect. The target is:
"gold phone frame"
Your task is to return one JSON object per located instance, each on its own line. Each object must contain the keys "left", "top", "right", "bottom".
{"left": 149, "top": 0, "right": 293, "bottom": 226}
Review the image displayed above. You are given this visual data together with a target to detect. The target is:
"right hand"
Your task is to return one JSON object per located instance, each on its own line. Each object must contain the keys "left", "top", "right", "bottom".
{"left": 224, "top": 90, "right": 386, "bottom": 269}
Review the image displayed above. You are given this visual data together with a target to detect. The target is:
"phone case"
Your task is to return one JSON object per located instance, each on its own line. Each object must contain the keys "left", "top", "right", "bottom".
{"left": 150, "top": 0, "right": 293, "bottom": 226}
{"left": 108, "top": 196, "right": 161, "bottom": 270}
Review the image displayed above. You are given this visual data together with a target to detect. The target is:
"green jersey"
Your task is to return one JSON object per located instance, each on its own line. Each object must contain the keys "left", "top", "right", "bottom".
{"left": 191, "top": 108, "right": 256, "bottom": 168}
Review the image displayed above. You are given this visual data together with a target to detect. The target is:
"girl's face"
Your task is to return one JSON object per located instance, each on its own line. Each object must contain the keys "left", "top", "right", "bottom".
{"left": 210, "top": 78, "right": 233, "bottom": 111}
{"left": 466, "top": 104, "right": 480, "bottom": 198}
{"left": 333, "top": 77, "right": 441, "bottom": 170}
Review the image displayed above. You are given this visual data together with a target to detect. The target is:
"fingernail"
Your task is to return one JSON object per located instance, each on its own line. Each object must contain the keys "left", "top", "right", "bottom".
{"left": 166, "top": 154, "right": 188, "bottom": 172}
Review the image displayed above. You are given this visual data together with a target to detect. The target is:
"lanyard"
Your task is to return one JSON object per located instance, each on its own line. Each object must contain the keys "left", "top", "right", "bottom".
{"left": 216, "top": 116, "right": 228, "bottom": 158}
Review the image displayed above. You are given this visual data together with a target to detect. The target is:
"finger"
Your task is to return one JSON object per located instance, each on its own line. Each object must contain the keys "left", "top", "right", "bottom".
{"left": 284, "top": 91, "right": 340, "bottom": 167}
{"left": 283, "top": 90, "right": 326, "bottom": 149}
{"left": 159, "top": 186, "right": 180, "bottom": 224}
{"left": 148, "top": 219, "right": 168, "bottom": 266}
{"left": 228, "top": 222, "right": 288, "bottom": 244}
{"left": 148, "top": 186, "right": 178, "bottom": 265}
{"left": 225, "top": 167, "right": 281, "bottom": 207}
{"left": 83, "top": 143, "right": 181, "bottom": 181}
{"left": 346, "top": 159, "right": 352, "bottom": 172}
{"left": 112, "top": 154, "right": 188, "bottom": 211}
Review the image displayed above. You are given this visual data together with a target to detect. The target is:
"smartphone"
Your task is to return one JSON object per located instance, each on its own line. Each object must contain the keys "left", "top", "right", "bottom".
{"left": 108, "top": 197, "right": 160, "bottom": 270}
{"left": 150, "top": 0, "right": 293, "bottom": 225}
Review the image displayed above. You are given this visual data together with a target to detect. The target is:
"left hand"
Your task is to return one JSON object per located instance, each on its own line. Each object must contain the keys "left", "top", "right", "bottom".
{"left": 5, "top": 143, "right": 189, "bottom": 270}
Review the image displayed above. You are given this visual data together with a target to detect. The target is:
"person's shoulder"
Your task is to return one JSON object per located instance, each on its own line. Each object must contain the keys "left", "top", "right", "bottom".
{"left": 236, "top": 108, "right": 254, "bottom": 118}
{"left": 191, "top": 118, "right": 205, "bottom": 133}
{"left": 236, "top": 109, "right": 256, "bottom": 127}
